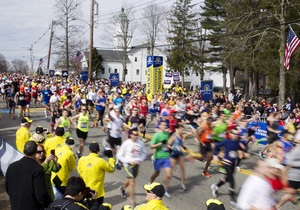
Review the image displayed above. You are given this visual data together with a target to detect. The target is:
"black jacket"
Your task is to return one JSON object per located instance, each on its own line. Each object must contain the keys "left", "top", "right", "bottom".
{"left": 5, "top": 156, "right": 52, "bottom": 210}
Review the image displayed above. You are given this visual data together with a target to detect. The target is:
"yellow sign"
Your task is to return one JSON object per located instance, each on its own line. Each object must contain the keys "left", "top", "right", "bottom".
{"left": 146, "top": 56, "right": 163, "bottom": 101}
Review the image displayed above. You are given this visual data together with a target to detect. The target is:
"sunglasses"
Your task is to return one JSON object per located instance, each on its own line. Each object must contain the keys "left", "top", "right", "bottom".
{"left": 146, "top": 190, "right": 153, "bottom": 194}
{"left": 36, "top": 150, "right": 45, "bottom": 154}
{"left": 82, "top": 109, "right": 87, "bottom": 111}
{"left": 131, "top": 133, "right": 139, "bottom": 136}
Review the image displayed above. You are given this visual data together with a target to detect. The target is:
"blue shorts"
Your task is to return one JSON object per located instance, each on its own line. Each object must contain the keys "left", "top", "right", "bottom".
{"left": 154, "top": 158, "right": 171, "bottom": 171}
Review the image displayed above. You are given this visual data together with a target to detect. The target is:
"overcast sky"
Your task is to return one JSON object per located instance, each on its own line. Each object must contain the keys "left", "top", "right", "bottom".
{"left": 0, "top": 0, "right": 200, "bottom": 69}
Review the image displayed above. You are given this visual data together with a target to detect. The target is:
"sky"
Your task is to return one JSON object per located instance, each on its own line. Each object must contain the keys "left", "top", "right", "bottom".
{"left": 0, "top": 0, "right": 201, "bottom": 69}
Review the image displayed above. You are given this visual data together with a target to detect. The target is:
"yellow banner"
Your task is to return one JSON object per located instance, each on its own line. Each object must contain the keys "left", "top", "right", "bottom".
{"left": 146, "top": 56, "right": 163, "bottom": 101}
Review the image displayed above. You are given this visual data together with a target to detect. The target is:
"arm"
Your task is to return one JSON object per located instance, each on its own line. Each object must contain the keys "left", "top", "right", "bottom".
{"left": 70, "top": 114, "right": 79, "bottom": 128}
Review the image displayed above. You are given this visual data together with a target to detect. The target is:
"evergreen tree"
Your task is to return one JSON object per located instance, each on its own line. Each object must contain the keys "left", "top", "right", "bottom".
{"left": 167, "top": 0, "right": 198, "bottom": 86}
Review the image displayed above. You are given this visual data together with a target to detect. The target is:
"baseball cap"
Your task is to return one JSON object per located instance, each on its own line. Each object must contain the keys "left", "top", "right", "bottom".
{"left": 265, "top": 158, "right": 284, "bottom": 169}
{"left": 162, "top": 112, "right": 168, "bottom": 117}
{"left": 89, "top": 142, "right": 100, "bottom": 153}
{"left": 144, "top": 182, "right": 165, "bottom": 198}
{"left": 206, "top": 199, "right": 225, "bottom": 210}
{"left": 65, "top": 137, "right": 75, "bottom": 146}
{"left": 21, "top": 117, "right": 33, "bottom": 124}
{"left": 98, "top": 203, "right": 112, "bottom": 210}
{"left": 35, "top": 126, "right": 47, "bottom": 134}
{"left": 121, "top": 205, "right": 133, "bottom": 210}
{"left": 113, "top": 105, "right": 120, "bottom": 111}
{"left": 170, "top": 109, "right": 177, "bottom": 113}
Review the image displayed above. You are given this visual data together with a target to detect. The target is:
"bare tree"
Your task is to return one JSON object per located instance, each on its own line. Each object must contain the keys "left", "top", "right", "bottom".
{"left": 0, "top": 54, "right": 9, "bottom": 72}
{"left": 53, "top": 0, "right": 83, "bottom": 71}
{"left": 140, "top": 4, "right": 167, "bottom": 56}
{"left": 11, "top": 59, "right": 28, "bottom": 73}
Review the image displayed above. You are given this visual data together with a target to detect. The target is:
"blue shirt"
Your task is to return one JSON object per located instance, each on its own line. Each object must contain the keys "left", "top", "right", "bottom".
{"left": 42, "top": 89, "right": 52, "bottom": 103}
{"left": 214, "top": 139, "right": 243, "bottom": 165}
{"left": 96, "top": 97, "right": 106, "bottom": 111}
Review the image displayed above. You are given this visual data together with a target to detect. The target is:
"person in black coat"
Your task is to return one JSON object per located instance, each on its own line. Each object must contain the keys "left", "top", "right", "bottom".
{"left": 5, "top": 141, "right": 52, "bottom": 210}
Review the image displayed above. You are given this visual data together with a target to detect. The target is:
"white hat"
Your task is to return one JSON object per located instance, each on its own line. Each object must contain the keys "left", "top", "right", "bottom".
{"left": 265, "top": 158, "right": 284, "bottom": 169}
{"left": 81, "top": 99, "right": 86, "bottom": 104}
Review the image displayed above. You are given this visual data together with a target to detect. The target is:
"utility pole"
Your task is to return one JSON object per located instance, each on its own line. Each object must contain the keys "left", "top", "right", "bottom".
{"left": 88, "top": 0, "right": 94, "bottom": 81}
{"left": 29, "top": 44, "right": 34, "bottom": 73}
{"left": 278, "top": 0, "right": 286, "bottom": 107}
{"left": 47, "top": 20, "right": 55, "bottom": 70}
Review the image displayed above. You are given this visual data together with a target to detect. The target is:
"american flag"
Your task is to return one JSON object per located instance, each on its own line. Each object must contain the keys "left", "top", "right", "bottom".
{"left": 284, "top": 28, "right": 300, "bottom": 70}
{"left": 38, "top": 58, "right": 44, "bottom": 66}
{"left": 74, "top": 51, "right": 84, "bottom": 63}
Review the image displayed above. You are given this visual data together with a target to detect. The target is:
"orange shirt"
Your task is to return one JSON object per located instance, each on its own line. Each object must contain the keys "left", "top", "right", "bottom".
{"left": 200, "top": 125, "right": 213, "bottom": 143}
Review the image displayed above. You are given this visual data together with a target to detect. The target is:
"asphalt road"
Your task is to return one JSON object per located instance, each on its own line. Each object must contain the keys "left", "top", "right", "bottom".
{"left": 0, "top": 104, "right": 296, "bottom": 210}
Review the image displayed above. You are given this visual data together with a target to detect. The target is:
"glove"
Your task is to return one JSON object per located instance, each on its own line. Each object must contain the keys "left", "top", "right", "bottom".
{"left": 161, "top": 139, "right": 167, "bottom": 144}
{"left": 103, "top": 149, "right": 113, "bottom": 158}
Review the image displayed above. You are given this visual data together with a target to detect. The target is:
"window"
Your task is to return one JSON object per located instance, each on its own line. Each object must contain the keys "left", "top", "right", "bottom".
{"left": 101, "top": 67, "right": 105, "bottom": 74}
{"left": 108, "top": 68, "right": 111, "bottom": 73}
{"left": 136, "top": 69, "right": 139, "bottom": 75}
{"left": 135, "top": 57, "right": 137, "bottom": 62}
{"left": 114, "top": 69, "right": 118, "bottom": 73}
{"left": 125, "top": 69, "right": 128, "bottom": 75}
{"left": 196, "top": 72, "right": 199, "bottom": 76}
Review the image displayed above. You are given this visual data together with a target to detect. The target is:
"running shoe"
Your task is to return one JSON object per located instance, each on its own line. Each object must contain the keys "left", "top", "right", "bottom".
{"left": 202, "top": 171, "right": 211, "bottom": 178}
{"left": 115, "top": 163, "right": 121, "bottom": 170}
{"left": 211, "top": 184, "right": 218, "bottom": 197}
{"left": 45, "top": 117, "right": 49, "bottom": 122}
{"left": 120, "top": 186, "right": 127, "bottom": 199}
{"left": 142, "top": 138, "right": 148, "bottom": 142}
{"left": 180, "top": 184, "right": 187, "bottom": 191}
{"left": 236, "top": 166, "right": 241, "bottom": 171}
{"left": 259, "top": 151, "right": 264, "bottom": 158}
{"left": 76, "top": 151, "right": 81, "bottom": 159}
{"left": 146, "top": 124, "right": 149, "bottom": 130}
{"left": 164, "top": 191, "right": 171, "bottom": 198}
{"left": 102, "top": 138, "right": 111, "bottom": 151}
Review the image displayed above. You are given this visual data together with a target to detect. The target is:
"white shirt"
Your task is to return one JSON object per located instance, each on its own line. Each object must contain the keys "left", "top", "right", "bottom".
{"left": 237, "top": 175, "right": 275, "bottom": 210}
{"left": 49, "top": 94, "right": 60, "bottom": 104}
{"left": 117, "top": 139, "right": 147, "bottom": 166}
{"left": 107, "top": 110, "right": 124, "bottom": 138}
{"left": 86, "top": 91, "right": 96, "bottom": 101}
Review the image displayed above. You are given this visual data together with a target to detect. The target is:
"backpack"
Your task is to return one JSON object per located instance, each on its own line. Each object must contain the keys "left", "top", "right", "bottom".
{"left": 45, "top": 199, "right": 72, "bottom": 210}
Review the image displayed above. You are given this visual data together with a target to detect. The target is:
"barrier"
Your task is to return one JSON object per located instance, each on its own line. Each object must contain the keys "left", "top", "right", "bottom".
{"left": 0, "top": 138, "right": 23, "bottom": 176}
{"left": 254, "top": 122, "right": 284, "bottom": 145}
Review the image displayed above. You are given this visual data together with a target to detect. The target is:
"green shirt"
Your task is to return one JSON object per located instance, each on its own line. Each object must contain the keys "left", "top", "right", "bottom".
{"left": 151, "top": 131, "right": 170, "bottom": 159}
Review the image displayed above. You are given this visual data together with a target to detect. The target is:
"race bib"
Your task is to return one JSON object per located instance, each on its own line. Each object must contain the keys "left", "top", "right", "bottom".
{"left": 81, "top": 122, "right": 87, "bottom": 128}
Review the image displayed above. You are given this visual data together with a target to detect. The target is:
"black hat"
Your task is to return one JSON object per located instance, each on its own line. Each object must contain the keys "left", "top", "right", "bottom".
{"left": 98, "top": 203, "right": 112, "bottom": 210}
{"left": 35, "top": 126, "right": 47, "bottom": 134}
{"left": 65, "top": 137, "right": 75, "bottom": 145}
{"left": 21, "top": 117, "right": 33, "bottom": 124}
{"left": 89, "top": 142, "right": 100, "bottom": 153}
{"left": 55, "top": 127, "right": 65, "bottom": 136}
{"left": 143, "top": 182, "right": 165, "bottom": 198}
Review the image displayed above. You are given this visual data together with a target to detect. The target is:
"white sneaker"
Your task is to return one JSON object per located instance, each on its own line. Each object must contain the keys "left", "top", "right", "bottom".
{"left": 236, "top": 166, "right": 241, "bottom": 171}
{"left": 164, "top": 191, "right": 171, "bottom": 198}
{"left": 180, "top": 184, "right": 187, "bottom": 191}
{"left": 211, "top": 184, "right": 218, "bottom": 197}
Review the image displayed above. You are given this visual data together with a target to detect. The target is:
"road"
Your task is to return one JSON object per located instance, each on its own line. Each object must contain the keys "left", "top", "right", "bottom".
{"left": 0, "top": 105, "right": 295, "bottom": 210}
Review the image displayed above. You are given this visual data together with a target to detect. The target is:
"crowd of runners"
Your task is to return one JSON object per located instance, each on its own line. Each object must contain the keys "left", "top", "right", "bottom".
{"left": 3, "top": 72, "right": 300, "bottom": 210}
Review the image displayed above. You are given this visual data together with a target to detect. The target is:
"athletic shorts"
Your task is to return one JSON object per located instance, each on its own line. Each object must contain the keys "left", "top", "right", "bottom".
{"left": 268, "top": 134, "right": 279, "bottom": 144}
{"left": 76, "top": 128, "right": 88, "bottom": 139}
{"left": 150, "top": 112, "right": 158, "bottom": 120}
{"left": 17, "top": 100, "right": 26, "bottom": 107}
{"left": 248, "top": 128, "right": 255, "bottom": 137}
{"left": 139, "top": 118, "right": 146, "bottom": 126}
{"left": 86, "top": 99, "right": 94, "bottom": 107}
{"left": 124, "top": 165, "right": 139, "bottom": 178}
{"left": 200, "top": 142, "right": 213, "bottom": 155}
{"left": 108, "top": 135, "right": 122, "bottom": 148}
{"left": 170, "top": 151, "right": 184, "bottom": 159}
{"left": 32, "top": 95, "right": 38, "bottom": 99}
{"left": 25, "top": 101, "right": 30, "bottom": 106}
{"left": 289, "top": 180, "right": 300, "bottom": 190}
{"left": 153, "top": 158, "right": 171, "bottom": 171}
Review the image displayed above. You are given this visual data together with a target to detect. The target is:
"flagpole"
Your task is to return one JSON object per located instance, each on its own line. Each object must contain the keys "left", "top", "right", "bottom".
{"left": 47, "top": 20, "right": 55, "bottom": 70}
{"left": 88, "top": 0, "right": 94, "bottom": 81}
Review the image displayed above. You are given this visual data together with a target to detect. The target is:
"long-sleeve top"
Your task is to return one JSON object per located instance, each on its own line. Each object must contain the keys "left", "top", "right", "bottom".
{"left": 5, "top": 157, "right": 52, "bottom": 210}
{"left": 117, "top": 139, "right": 147, "bottom": 167}
{"left": 286, "top": 144, "right": 300, "bottom": 182}
{"left": 77, "top": 153, "right": 115, "bottom": 198}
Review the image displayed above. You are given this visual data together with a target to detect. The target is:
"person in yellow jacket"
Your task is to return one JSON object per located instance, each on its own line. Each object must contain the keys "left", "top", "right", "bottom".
{"left": 70, "top": 105, "right": 93, "bottom": 158}
{"left": 51, "top": 137, "right": 76, "bottom": 190}
{"left": 77, "top": 142, "right": 115, "bottom": 206}
{"left": 44, "top": 127, "right": 66, "bottom": 156}
{"left": 132, "top": 183, "right": 168, "bottom": 210}
{"left": 16, "top": 117, "right": 32, "bottom": 153}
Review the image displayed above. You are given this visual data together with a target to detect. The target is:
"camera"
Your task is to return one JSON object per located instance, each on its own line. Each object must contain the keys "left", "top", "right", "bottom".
{"left": 82, "top": 187, "right": 95, "bottom": 199}
{"left": 51, "top": 149, "right": 55, "bottom": 155}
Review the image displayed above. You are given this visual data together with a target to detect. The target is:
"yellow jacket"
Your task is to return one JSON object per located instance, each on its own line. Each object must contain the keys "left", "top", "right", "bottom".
{"left": 51, "top": 144, "right": 76, "bottom": 186}
{"left": 44, "top": 136, "right": 66, "bottom": 156}
{"left": 77, "top": 153, "right": 115, "bottom": 198}
{"left": 16, "top": 126, "right": 31, "bottom": 153}
{"left": 134, "top": 199, "right": 169, "bottom": 210}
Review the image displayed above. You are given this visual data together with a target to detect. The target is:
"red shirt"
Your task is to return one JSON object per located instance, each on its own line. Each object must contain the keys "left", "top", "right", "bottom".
{"left": 267, "top": 176, "right": 285, "bottom": 191}
{"left": 169, "top": 117, "right": 178, "bottom": 133}
{"left": 139, "top": 104, "right": 148, "bottom": 118}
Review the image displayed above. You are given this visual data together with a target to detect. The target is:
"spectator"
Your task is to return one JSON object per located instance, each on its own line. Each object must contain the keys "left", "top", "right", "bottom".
{"left": 44, "top": 126, "right": 66, "bottom": 156}
{"left": 5, "top": 141, "right": 52, "bottom": 210}
{"left": 15, "top": 117, "right": 32, "bottom": 153}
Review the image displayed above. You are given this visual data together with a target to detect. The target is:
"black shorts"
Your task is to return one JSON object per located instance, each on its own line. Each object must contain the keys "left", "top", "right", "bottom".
{"left": 108, "top": 135, "right": 122, "bottom": 148}
{"left": 86, "top": 99, "right": 94, "bottom": 107}
{"left": 76, "top": 128, "right": 88, "bottom": 139}
{"left": 124, "top": 165, "right": 139, "bottom": 178}
{"left": 268, "top": 134, "right": 279, "bottom": 144}
{"left": 139, "top": 118, "right": 146, "bottom": 126}
{"left": 289, "top": 180, "right": 300, "bottom": 190}
{"left": 17, "top": 100, "right": 26, "bottom": 107}
{"left": 248, "top": 128, "right": 256, "bottom": 137}
{"left": 200, "top": 142, "right": 212, "bottom": 155}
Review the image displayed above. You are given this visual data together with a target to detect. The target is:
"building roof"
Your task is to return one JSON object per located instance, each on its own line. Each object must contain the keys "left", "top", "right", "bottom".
{"left": 96, "top": 49, "right": 130, "bottom": 63}
{"left": 128, "top": 43, "right": 150, "bottom": 54}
